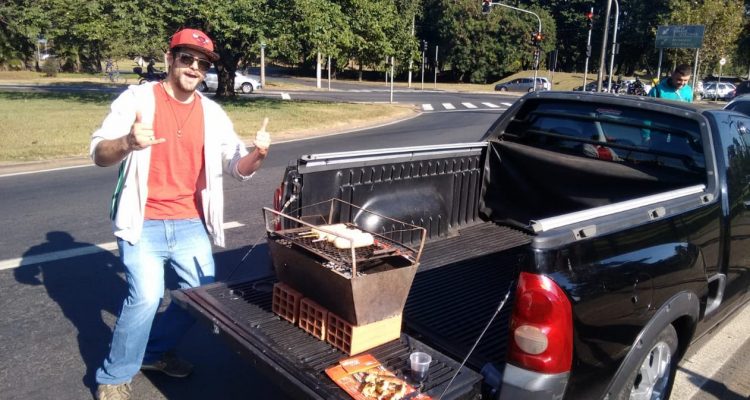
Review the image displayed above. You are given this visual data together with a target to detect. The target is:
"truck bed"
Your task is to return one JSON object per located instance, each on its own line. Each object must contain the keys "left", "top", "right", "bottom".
{"left": 174, "top": 222, "right": 531, "bottom": 399}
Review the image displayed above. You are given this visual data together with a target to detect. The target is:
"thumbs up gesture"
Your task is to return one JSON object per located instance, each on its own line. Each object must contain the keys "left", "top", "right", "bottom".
{"left": 254, "top": 117, "right": 271, "bottom": 156}
{"left": 128, "top": 111, "right": 165, "bottom": 150}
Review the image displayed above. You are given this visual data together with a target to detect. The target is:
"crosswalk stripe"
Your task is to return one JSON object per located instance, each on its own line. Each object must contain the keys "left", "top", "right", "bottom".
{"left": 422, "top": 104, "right": 434, "bottom": 111}
{"left": 281, "top": 93, "right": 291, "bottom": 100}
{"left": 442, "top": 103, "right": 455, "bottom": 110}
{"left": 461, "top": 102, "right": 477, "bottom": 109}
{"left": 482, "top": 102, "right": 499, "bottom": 108}
{"left": 501, "top": 102, "right": 513, "bottom": 107}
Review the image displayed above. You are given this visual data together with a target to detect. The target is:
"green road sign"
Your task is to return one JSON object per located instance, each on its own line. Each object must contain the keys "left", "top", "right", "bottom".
{"left": 655, "top": 25, "right": 705, "bottom": 49}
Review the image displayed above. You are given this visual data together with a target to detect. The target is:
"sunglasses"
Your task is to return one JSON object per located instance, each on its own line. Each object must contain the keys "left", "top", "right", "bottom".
{"left": 175, "top": 52, "right": 211, "bottom": 72}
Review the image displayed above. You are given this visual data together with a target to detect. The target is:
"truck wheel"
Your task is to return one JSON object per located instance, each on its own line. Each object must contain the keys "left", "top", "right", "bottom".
{"left": 617, "top": 324, "right": 678, "bottom": 400}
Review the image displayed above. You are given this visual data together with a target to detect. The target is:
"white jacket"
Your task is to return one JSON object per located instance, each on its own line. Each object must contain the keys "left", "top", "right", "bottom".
{"left": 90, "top": 82, "right": 251, "bottom": 247}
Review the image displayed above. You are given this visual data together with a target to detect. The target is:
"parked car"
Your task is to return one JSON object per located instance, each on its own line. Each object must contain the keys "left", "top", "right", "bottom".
{"left": 574, "top": 81, "right": 603, "bottom": 92}
{"left": 495, "top": 77, "right": 548, "bottom": 92}
{"left": 703, "top": 82, "right": 736, "bottom": 101}
{"left": 732, "top": 80, "right": 750, "bottom": 98}
{"left": 724, "top": 93, "right": 750, "bottom": 115}
{"left": 199, "top": 67, "right": 262, "bottom": 93}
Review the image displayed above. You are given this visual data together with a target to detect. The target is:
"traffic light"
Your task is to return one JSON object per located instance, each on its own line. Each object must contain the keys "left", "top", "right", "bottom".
{"left": 422, "top": 40, "right": 428, "bottom": 52}
{"left": 585, "top": 10, "right": 594, "bottom": 30}
{"left": 482, "top": 0, "right": 491, "bottom": 14}
{"left": 531, "top": 32, "right": 544, "bottom": 47}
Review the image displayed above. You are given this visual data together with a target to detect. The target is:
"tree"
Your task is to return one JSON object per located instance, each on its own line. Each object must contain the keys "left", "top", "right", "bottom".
{"left": 0, "top": 0, "right": 41, "bottom": 68}
{"left": 163, "top": 0, "right": 268, "bottom": 97}
{"left": 661, "top": 0, "right": 745, "bottom": 78}
{"left": 337, "top": 0, "right": 404, "bottom": 81}
{"left": 272, "top": 0, "right": 353, "bottom": 74}
{"left": 424, "top": 0, "right": 555, "bottom": 83}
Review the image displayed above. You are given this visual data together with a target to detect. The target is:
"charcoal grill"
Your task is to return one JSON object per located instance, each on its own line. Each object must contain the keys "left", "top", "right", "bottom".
{"left": 263, "top": 199, "right": 426, "bottom": 325}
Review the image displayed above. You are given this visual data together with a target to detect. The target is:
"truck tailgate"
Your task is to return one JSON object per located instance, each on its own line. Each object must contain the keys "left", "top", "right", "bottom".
{"left": 173, "top": 222, "right": 530, "bottom": 399}
{"left": 173, "top": 279, "right": 482, "bottom": 400}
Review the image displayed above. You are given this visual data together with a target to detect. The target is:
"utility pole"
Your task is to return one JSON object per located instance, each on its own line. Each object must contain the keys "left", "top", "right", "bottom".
{"left": 597, "top": 0, "right": 612, "bottom": 92}
{"left": 421, "top": 40, "right": 426, "bottom": 90}
{"left": 607, "top": 0, "right": 619, "bottom": 92}
{"left": 434, "top": 45, "right": 438, "bottom": 89}
{"left": 390, "top": 56, "right": 395, "bottom": 104}
{"left": 260, "top": 42, "right": 266, "bottom": 89}
{"left": 408, "top": 15, "right": 414, "bottom": 88}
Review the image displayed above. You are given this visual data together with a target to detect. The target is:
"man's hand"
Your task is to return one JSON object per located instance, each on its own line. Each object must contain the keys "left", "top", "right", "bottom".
{"left": 128, "top": 111, "right": 165, "bottom": 150}
{"left": 254, "top": 117, "right": 271, "bottom": 156}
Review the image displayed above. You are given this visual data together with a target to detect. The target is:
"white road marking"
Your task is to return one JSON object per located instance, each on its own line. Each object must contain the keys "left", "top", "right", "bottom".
{"left": 461, "top": 102, "right": 477, "bottom": 109}
{"left": 482, "top": 102, "right": 500, "bottom": 108}
{"left": 501, "top": 102, "right": 513, "bottom": 107}
{"left": 0, "top": 164, "right": 92, "bottom": 178}
{"left": 281, "top": 92, "right": 291, "bottom": 100}
{"left": 422, "top": 104, "right": 434, "bottom": 111}
{"left": 442, "top": 103, "right": 456, "bottom": 110}
{"left": 0, "top": 221, "right": 246, "bottom": 271}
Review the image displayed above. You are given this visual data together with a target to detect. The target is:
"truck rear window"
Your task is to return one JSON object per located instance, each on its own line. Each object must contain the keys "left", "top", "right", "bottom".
{"left": 503, "top": 100, "right": 706, "bottom": 174}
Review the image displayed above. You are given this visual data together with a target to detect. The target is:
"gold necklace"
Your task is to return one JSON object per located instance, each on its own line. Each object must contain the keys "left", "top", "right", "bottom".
{"left": 162, "top": 83, "right": 196, "bottom": 138}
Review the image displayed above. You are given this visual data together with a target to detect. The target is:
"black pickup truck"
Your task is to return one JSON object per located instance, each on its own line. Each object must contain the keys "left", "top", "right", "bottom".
{"left": 174, "top": 92, "right": 750, "bottom": 399}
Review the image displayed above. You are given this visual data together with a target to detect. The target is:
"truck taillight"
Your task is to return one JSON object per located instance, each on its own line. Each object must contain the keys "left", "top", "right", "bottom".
{"left": 507, "top": 272, "right": 573, "bottom": 374}
{"left": 273, "top": 186, "right": 283, "bottom": 211}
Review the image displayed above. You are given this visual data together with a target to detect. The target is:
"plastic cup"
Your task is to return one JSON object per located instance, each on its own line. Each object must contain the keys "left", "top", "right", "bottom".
{"left": 409, "top": 351, "right": 432, "bottom": 382}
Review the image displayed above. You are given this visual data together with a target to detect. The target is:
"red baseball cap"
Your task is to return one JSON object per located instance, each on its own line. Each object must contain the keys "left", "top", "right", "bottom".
{"left": 169, "top": 28, "right": 219, "bottom": 61}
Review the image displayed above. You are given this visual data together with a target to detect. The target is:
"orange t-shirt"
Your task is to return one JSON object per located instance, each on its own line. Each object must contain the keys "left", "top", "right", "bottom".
{"left": 144, "top": 84, "right": 206, "bottom": 220}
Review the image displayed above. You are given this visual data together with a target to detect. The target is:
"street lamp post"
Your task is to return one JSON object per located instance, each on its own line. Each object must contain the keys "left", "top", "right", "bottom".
{"left": 485, "top": 1, "right": 542, "bottom": 91}
{"left": 260, "top": 42, "right": 266, "bottom": 89}
{"left": 607, "top": 0, "right": 619, "bottom": 92}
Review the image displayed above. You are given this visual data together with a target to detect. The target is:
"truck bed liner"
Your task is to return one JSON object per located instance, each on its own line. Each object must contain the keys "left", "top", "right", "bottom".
{"left": 174, "top": 222, "right": 530, "bottom": 399}
{"left": 405, "top": 222, "right": 531, "bottom": 369}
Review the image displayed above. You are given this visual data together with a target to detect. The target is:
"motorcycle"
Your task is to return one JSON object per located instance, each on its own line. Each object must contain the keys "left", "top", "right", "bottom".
{"left": 626, "top": 79, "right": 647, "bottom": 96}
{"left": 133, "top": 66, "right": 167, "bottom": 84}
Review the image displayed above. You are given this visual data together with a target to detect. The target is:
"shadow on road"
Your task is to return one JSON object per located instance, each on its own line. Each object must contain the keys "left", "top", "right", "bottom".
{"left": 678, "top": 366, "right": 747, "bottom": 400}
{"left": 14, "top": 231, "right": 125, "bottom": 396}
{"left": 11, "top": 231, "right": 282, "bottom": 399}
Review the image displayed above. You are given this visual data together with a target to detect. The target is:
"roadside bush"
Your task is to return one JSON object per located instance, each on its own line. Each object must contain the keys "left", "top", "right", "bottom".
{"left": 41, "top": 58, "right": 60, "bottom": 77}
{"left": 6, "top": 59, "right": 25, "bottom": 71}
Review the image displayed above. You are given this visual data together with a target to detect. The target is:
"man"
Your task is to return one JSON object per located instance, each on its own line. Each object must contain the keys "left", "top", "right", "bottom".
{"left": 90, "top": 28, "right": 271, "bottom": 400}
{"left": 647, "top": 64, "right": 693, "bottom": 103}
{"left": 145, "top": 59, "right": 158, "bottom": 80}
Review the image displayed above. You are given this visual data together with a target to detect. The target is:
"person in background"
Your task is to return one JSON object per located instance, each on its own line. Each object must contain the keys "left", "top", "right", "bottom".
{"left": 648, "top": 64, "right": 693, "bottom": 103}
{"left": 146, "top": 59, "right": 158, "bottom": 80}
{"left": 90, "top": 28, "right": 271, "bottom": 400}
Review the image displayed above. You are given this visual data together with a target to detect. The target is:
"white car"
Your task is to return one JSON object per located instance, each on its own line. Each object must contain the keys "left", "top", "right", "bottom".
{"left": 703, "top": 82, "right": 736, "bottom": 101}
{"left": 199, "top": 67, "right": 261, "bottom": 94}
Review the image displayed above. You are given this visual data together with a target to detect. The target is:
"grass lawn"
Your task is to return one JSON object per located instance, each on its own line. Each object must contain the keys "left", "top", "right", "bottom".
{"left": 0, "top": 90, "right": 415, "bottom": 163}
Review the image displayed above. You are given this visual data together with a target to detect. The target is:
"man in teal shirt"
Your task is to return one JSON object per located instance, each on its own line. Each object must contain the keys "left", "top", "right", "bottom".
{"left": 648, "top": 64, "right": 693, "bottom": 102}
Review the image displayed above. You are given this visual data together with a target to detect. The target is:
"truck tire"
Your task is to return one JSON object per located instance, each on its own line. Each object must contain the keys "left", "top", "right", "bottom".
{"left": 615, "top": 324, "right": 678, "bottom": 400}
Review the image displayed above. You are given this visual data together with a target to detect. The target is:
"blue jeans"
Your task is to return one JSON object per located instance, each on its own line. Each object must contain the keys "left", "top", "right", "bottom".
{"left": 96, "top": 219, "right": 215, "bottom": 384}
